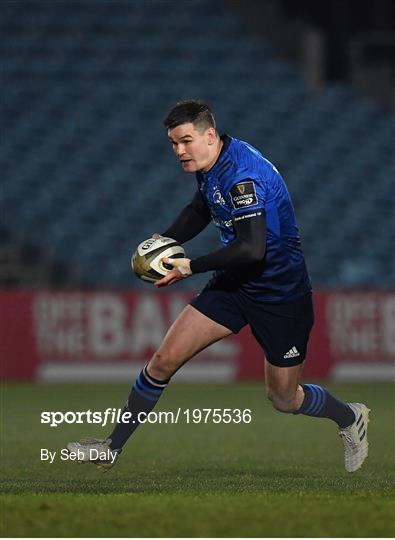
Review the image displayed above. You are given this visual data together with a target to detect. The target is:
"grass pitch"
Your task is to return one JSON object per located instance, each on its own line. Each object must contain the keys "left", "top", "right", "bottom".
{"left": 1, "top": 382, "right": 394, "bottom": 537}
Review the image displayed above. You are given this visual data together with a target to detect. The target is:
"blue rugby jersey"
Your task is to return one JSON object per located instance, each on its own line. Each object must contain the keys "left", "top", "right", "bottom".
{"left": 196, "top": 135, "right": 312, "bottom": 303}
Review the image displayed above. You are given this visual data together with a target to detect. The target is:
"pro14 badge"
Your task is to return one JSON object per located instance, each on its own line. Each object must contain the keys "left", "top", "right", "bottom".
{"left": 230, "top": 181, "right": 258, "bottom": 209}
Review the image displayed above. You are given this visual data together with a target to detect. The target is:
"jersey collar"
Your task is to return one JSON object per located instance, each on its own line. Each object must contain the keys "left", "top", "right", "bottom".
{"left": 195, "top": 134, "right": 232, "bottom": 183}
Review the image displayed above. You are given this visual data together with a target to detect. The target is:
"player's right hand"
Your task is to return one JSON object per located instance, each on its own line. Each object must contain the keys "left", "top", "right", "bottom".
{"left": 154, "top": 258, "right": 192, "bottom": 287}
{"left": 154, "top": 267, "right": 183, "bottom": 287}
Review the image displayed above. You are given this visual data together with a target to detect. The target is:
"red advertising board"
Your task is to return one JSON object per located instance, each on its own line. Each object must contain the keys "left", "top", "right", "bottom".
{"left": 0, "top": 290, "right": 394, "bottom": 382}
{"left": 314, "top": 291, "right": 394, "bottom": 381}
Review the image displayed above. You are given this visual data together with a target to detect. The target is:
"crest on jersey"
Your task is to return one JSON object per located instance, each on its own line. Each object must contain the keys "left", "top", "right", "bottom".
{"left": 213, "top": 189, "right": 226, "bottom": 206}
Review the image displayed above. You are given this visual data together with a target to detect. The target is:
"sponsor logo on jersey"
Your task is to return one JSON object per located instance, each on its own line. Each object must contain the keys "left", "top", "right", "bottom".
{"left": 230, "top": 181, "right": 258, "bottom": 209}
{"left": 234, "top": 211, "right": 262, "bottom": 222}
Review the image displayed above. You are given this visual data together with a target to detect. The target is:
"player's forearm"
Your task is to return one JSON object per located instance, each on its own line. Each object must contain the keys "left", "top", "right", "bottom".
{"left": 190, "top": 212, "right": 266, "bottom": 273}
{"left": 190, "top": 239, "right": 263, "bottom": 273}
{"left": 162, "top": 204, "right": 211, "bottom": 244}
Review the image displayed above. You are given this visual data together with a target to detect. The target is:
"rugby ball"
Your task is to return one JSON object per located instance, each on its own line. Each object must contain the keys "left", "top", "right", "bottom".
{"left": 131, "top": 236, "right": 185, "bottom": 283}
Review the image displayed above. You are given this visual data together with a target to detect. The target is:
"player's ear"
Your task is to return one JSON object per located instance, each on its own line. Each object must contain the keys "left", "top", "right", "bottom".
{"left": 207, "top": 127, "right": 217, "bottom": 145}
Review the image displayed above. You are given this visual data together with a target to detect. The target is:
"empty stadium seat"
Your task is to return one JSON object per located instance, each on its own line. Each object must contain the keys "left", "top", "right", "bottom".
{"left": 1, "top": 0, "right": 394, "bottom": 288}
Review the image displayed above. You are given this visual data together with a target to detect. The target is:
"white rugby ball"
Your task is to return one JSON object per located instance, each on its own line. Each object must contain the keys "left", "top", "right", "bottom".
{"left": 131, "top": 236, "right": 185, "bottom": 283}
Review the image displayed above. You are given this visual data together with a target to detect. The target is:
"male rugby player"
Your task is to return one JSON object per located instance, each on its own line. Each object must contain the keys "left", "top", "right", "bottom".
{"left": 68, "top": 101, "right": 370, "bottom": 472}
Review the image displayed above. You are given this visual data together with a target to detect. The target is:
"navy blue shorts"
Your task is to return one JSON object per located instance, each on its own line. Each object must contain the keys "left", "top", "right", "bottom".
{"left": 190, "top": 273, "right": 314, "bottom": 367}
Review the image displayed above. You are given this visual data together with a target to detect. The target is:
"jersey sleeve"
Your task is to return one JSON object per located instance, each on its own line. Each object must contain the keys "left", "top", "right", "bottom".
{"left": 190, "top": 209, "right": 266, "bottom": 273}
{"left": 225, "top": 178, "right": 266, "bottom": 220}
{"left": 161, "top": 189, "right": 211, "bottom": 243}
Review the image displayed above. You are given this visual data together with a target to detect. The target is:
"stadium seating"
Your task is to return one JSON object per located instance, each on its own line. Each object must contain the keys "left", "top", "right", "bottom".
{"left": 1, "top": 0, "right": 394, "bottom": 288}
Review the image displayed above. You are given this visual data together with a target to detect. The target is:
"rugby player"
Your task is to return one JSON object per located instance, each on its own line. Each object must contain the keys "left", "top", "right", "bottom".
{"left": 68, "top": 101, "right": 370, "bottom": 472}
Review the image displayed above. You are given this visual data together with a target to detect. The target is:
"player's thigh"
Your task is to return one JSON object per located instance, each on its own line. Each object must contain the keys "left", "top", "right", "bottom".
{"left": 248, "top": 293, "right": 314, "bottom": 369}
{"left": 246, "top": 293, "right": 313, "bottom": 398}
{"left": 148, "top": 305, "right": 233, "bottom": 377}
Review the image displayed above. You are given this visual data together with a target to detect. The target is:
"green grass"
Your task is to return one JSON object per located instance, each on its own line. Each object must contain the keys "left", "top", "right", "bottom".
{"left": 1, "top": 382, "right": 394, "bottom": 537}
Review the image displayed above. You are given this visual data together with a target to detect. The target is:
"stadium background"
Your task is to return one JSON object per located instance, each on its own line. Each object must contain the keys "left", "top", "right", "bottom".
{"left": 1, "top": 0, "right": 394, "bottom": 537}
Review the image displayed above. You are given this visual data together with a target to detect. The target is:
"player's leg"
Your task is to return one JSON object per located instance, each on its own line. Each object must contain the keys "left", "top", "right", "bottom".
{"left": 247, "top": 293, "right": 370, "bottom": 472}
{"left": 106, "top": 280, "right": 247, "bottom": 459}
{"left": 264, "top": 359, "right": 370, "bottom": 472}
{"left": 106, "top": 304, "right": 233, "bottom": 451}
{"left": 264, "top": 361, "right": 304, "bottom": 412}
{"left": 265, "top": 359, "right": 354, "bottom": 423}
{"left": 67, "top": 305, "right": 233, "bottom": 468}
{"left": 147, "top": 303, "right": 233, "bottom": 380}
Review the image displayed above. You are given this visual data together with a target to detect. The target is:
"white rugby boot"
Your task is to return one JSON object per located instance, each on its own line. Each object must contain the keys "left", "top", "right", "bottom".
{"left": 339, "top": 403, "right": 370, "bottom": 472}
{"left": 67, "top": 437, "right": 120, "bottom": 471}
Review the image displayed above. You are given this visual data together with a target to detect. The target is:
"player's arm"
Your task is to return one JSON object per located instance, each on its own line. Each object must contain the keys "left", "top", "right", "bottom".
{"left": 190, "top": 210, "right": 266, "bottom": 273}
{"left": 161, "top": 189, "right": 211, "bottom": 243}
{"left": 155, "top": 211, "right": 266, "bottom": 286}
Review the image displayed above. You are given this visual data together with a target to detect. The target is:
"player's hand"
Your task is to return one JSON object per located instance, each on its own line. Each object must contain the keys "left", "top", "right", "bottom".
{"left": 154, "top": 258, "right": 192, "bottom": 287}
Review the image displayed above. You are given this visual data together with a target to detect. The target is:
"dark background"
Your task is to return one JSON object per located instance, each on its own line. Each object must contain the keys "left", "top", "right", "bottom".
{"left": 1, "top": 0, "right": 394, "bottom": 290}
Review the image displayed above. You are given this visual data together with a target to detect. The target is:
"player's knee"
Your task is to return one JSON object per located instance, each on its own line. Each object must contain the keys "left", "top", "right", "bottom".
{"left": 266, "top": 387, "right": 297, "bottom": 413}
{"left": 147, "top": 350, "right": 179, "bottom": 380}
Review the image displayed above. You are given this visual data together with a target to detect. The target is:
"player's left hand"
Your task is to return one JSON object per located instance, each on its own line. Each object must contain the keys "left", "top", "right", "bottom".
{"left": 154, "top": 258, "right": 192, "bottom": 287}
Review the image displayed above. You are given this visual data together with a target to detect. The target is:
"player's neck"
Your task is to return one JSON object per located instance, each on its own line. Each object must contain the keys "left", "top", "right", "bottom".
{"left": 202, "top": 137, "right": 224, "bottom": 173}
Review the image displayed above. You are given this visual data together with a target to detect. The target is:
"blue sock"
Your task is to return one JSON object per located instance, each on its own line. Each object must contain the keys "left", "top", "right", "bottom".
{"left": 108, "top": 365, "right": 169, "bottom": 450}
{"left": 295, "top": 384, "right": 355, "bottom": 428}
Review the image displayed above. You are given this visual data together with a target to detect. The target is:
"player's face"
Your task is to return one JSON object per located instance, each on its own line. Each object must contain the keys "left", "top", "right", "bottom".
{"left": 168, "top": 123, "right": 217, "bottom": 173}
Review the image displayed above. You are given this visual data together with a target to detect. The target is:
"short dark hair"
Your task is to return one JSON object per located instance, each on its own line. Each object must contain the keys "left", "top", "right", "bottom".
{"left": 164, "top": 100, "right": 216, "bottom": 131}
